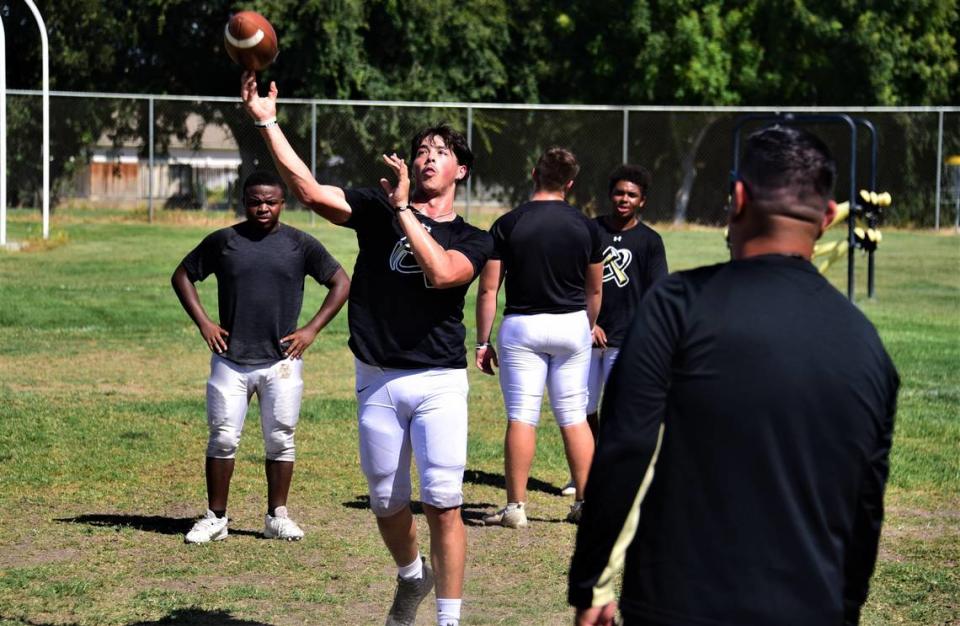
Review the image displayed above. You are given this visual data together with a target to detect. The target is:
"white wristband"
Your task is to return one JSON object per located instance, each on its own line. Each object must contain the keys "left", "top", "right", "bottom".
{"left": 253, "top": 117, "right": 277, "bottom": 128}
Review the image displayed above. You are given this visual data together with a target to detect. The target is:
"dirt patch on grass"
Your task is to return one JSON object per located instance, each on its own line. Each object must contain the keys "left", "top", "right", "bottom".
{"left": 879, "top": 505, "right": 960, "bottom": 562}
{"left": 0, "top": 544, "right": 80, "bottom": 569}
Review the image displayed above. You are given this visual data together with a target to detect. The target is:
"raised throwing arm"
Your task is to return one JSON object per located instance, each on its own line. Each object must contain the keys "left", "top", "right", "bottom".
{"left": 241, "top": 71, "right": 352, "bottom": 224}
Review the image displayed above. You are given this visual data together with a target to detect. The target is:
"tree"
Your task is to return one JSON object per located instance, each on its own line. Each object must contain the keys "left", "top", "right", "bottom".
{"left": 2, "top": 0, "right": 957, "bottom": 219}
{"left": 3, "top": 0, "right": 518, "bottom": 208}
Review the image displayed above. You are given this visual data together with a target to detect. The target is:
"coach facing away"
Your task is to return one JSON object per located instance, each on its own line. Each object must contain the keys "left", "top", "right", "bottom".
{"left": 568, "top": 126, "right": 899, "bottom": 626}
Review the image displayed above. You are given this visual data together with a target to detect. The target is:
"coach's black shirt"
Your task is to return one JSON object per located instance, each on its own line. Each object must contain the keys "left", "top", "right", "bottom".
{"left": 490, "top": 200, "right": 602, "bottom": 315}
{"left": 569, "top": 254, "right": 899, "bottom": 626}
{"left": 594, "top": 217, "right": 668, "bottom": 347}
{"left": 181, "top": 222, "right": 342, "bottom": 365}
{"left": 341, "top": 187, "right": 493, "bottom": 369}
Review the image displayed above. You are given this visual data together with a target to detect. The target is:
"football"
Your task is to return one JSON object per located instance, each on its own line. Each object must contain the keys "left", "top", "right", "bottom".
{"left": 224, "top": 11, "right": 278, "bottom": 71}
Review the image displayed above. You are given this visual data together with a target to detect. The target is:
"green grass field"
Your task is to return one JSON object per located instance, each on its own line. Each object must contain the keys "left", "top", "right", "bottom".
{"left": 0, "top": 208, "right": 957, "bottom": 625}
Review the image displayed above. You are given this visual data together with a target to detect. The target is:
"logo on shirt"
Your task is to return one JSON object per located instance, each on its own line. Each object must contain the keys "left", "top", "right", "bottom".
{"left": 388, "top": 225, "right": 434, "bottom": 288}
{"left": 602, "top": 245, "right": 632, "bottom": 287}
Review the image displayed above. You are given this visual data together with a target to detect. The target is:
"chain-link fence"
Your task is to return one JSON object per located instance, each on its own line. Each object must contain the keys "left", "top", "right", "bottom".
{"left": 6, "top": 90, "right": 959, "bottom": 227}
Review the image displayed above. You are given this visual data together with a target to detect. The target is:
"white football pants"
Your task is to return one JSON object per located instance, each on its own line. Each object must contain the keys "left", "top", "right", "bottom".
{"left": 355, "top": 359, "right": 469, "bottom": 517}
{"left": 497, "top": 310, "right": 591, "bottom": 427}
{"left": 586, "top": 346, "right": 621, "bottom": 414}
{"left": 205, "top": 354, "right": 303, "bottom": 462}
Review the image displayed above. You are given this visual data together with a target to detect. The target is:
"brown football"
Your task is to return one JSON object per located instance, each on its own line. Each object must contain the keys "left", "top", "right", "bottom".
{"left": 224, "top": 11, "right": 278, "bottom": 71}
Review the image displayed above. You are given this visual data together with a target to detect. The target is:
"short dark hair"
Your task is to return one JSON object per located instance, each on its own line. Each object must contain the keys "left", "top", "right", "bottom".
{"left": 608, "top": 164, "right": 652, "bottom": 196}
{"left": 409, "top": 123, "right": 474, "bottom": 183}
{"left": 243, "top": 170, "right": 286, "bottom": 194}
{"left": 739, "top": 126, "right": 836, "bottom": 203}
{"left": 534, "top": 147, "right": 580, "bottom": 191}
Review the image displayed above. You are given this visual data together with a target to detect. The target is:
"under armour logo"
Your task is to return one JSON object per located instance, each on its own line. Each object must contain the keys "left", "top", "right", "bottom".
{"left": 602, "top": 245, "right": 632, "bottom": 287}
{"left": 613, "top": 235, "right": 622, "bottom": 242}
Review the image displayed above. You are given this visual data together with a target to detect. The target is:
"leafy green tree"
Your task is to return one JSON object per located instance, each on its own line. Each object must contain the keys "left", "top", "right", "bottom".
{"left": 2, "top": 0, "right": 957, "bottom": 218}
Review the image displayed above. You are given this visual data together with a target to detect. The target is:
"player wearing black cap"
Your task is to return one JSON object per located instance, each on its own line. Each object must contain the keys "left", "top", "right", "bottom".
{"left": 569, "top": 126, "right": 899, "bottom": 626}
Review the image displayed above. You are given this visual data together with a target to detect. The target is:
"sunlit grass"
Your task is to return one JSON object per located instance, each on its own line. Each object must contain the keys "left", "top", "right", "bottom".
{"left": 0, "top": 208, "right": 956, "bottom": 624}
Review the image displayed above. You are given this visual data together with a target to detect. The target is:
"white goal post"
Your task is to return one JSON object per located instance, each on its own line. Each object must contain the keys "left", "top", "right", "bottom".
{"left": 1, "top": 0, "right": 49, "bottom": 246}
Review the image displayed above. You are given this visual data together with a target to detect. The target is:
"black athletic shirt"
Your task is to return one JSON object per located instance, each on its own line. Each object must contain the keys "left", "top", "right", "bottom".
{"left": 181, "top": 222, "right": 342, "bottom": 365}
{"left": 341, "top": 187, "right": 493, "bottom": 369}
{"left": 594, "top": 217, "right": 668, "bottom": 347}
{"left": 569, "top": 254, "right": 899, "bottom": 626}
{"left": 490, "top": 200, "right": 602, "bottom": 315}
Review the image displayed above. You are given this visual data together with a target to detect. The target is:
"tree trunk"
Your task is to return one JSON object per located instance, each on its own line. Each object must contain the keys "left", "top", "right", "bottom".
{"left": 672, "top": 117, "right": 715, "bottom": 224}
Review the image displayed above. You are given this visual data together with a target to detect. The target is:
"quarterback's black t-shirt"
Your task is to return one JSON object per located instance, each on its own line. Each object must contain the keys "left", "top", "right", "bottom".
{"left": 490, "top": 200, "right": 602, "bottom": 315}
{"left": 594, "top": 216, "right": 668, "bottom": 347}
{"left": 341, "top": 187, "right": 493, "bottom": 369}
{"left": 181, "top": 221, "right": 342, "bottom": 365}
{"left": 569, "top": 254, "right": 899, "bottom": 625}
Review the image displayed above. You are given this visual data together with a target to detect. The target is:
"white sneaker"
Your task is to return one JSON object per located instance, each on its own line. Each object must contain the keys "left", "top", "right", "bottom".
{"left": 482, "top": 502, "right": 528, "bottom": 528}
{"left": 561, "top": 480, "right": 577, "bottom": 496}
{"left": 185, "top": 509, "right": 228, "bottom": 544}
{"left": 567, "top": 500, "right": 584, "bottom": 524}
{"left": 264, "top": 506, "right": 304, "bottom": 540}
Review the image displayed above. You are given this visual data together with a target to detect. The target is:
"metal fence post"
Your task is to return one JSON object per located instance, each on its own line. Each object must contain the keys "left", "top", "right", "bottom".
{"left": 0, "top": 15, "right": 6, "bottom": 246}
{"left": 148, "top": 96, "right": 154, "bottom": 223}
{"left": 935, "top": 110, "right": 943, "bottom": 230}
{"left": 622, "top": 109, "right": 629, "bottom": 164}
{"left": 466, "top": 106, "right": 472, "bottom": 222}
{"left": 310, "top": 101, "right": 317, "bottom": 225}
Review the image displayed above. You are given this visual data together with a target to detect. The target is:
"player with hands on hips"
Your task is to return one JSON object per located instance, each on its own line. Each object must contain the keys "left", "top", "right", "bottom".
{"left": 172, "top": 170, "right": 349, "bottom": 545}
{"left": 241, "top": 70, "right": 493, "bottom": 626}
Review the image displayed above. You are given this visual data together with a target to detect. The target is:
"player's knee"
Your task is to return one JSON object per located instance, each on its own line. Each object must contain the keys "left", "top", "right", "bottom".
{"left": 207, "top": 426, "right": 241, "bottom": 458}
{"left": 264, "top": 427, "right": 295, "bottom": 462}
{"left": 553, "top": 392, "right": 588, "bottom": 427}
{"left": 507, "top": 411, "right": 540, "bottom": 427}
{"left": 422, "top": 502, "right": 463, "bottom": 532}
{"left": 420, "top": 468, "right": 464, "bottom": 510}
{"left": 369, "top": 491, "right": 411, "bottom": 517}
{"left": 364, "top": 467, "right": 412, "bottom": 517}
{"left": 556, "top": 411, "right": 588, "bottom": 428}
{"left": 420, "top": 487, "right": 463, "bottom": 510}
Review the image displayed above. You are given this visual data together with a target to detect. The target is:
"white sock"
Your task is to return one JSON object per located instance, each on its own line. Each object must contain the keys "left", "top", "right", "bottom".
{"left": 506, "top": 502, "right": 523, "bottom": 510}
{"left": 398, "top": 554, "right": 423, "bottom": 580}
{"left": 437, "top": 598, "right": 462, "bottom": 625}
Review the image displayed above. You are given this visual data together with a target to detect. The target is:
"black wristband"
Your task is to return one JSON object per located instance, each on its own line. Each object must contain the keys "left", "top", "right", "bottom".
{"left": 394, "top": 204, "right": 413, "bottom": 214}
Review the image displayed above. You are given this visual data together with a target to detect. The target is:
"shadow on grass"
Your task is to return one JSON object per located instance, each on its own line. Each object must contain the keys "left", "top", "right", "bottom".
{"left": 0, "top": 610, "right": 273, "bottom": 626}
{"left": 342, "top": 495, "right": 496, "bottom": 526}
{"left": 55, "top": 514, "right": 260, "bottom": 538}
{"left": 463, "top": 468, "right": 563, "bottom": 496}
{"left": 128, "top": 609, "right": 274, "bottom": 625}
